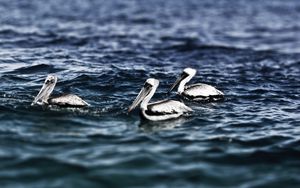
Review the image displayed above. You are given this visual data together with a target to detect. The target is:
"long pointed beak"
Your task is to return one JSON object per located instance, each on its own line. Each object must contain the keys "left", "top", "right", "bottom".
{"left": 128, "top": 85, "right": 151, "bottom": 112}
{"left": 31, "top": 76, "right": 57, "bottom": 106}
{"left": 169, "top": 75, "right": 185, "bottom": 93}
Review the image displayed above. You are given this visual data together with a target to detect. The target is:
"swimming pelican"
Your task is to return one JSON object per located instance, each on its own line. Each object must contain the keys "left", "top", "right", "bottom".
{"left": 128, "top": 78, "right": 193, "bottom": 121}
{"left": 31, "top": 75, "right": 89, "bottom": 107}
{"left": 169, "top": 68, "right": 224, "bottom": 101}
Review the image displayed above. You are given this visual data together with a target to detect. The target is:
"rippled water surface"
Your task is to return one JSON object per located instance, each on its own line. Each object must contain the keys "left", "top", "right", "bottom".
{"left": 0, "top": 0, "right": 300, "bottom": 187}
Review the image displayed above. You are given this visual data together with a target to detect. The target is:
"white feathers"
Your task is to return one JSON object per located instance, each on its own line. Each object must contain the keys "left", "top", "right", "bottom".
{"left": 146, "top": 78, "right": 159, "bottom": 86}
{"left": 142, "top": 100, "right": 192, "bottom": 121}
{"left": 149, "top": 100, "right": 193, "bottom": 114}
{"left": 183, "top": 68, "right": 196, "bottom": 76}
{"left": 49, "top": 94, "right": 89, "bottom": 107}
{"left": 184, "top": 83, "right": 224, "bottom": 97}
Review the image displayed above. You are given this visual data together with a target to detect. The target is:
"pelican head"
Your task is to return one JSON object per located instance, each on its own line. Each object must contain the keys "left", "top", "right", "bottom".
{"left": 128, "top": 78, "right": 159, "bottom": 112}
{"left": 169, "top": 68, "right": 196, "bottom": 94}
{"left": 31, "top": 74, "right": 57, "bottom": 106}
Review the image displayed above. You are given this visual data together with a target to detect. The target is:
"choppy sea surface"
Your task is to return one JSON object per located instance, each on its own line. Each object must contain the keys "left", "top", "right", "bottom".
{"left": 0, "top": 0, "right": 299, "bottom": 187}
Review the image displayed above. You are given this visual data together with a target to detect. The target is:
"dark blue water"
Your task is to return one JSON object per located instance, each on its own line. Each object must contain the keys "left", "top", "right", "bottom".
{"left": 0, "top": 0, "right": 300, "bottom": 187}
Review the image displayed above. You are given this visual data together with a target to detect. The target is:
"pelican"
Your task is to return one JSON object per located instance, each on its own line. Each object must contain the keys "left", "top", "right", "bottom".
{"left": 128, "top": 78, "right": 193, "bottom": 121}
{"left": 169, "top": 68, "right": 224, "bottom": 102}
{"left": 31, "top": 74, "right": 89, "bottom": 107}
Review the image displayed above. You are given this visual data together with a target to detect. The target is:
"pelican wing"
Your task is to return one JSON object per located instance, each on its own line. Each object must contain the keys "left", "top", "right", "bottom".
{"left": 148, "top": 100, "right": 193, "bottom": 115}
{"left": 48, "top": 94, "right": 89, "bottom": 107}
{"left": 184, "top": 83, "right": 223, "bottom": 97}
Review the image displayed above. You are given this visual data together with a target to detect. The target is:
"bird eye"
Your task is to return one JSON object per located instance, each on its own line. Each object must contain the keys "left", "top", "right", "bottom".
{"left": 45, "top": 80, "right": 54, "bottom": 84}
{"left": 144, "top": 82, "right": 152, "bottom": 88}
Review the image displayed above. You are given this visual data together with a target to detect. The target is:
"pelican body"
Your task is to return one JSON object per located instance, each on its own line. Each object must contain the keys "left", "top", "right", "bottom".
{"left": 169, "top": 68, "right": 224, "bottom": 102}
{"left": 31, "top": 75, "right": 89, "bottom": 107}
{"left": 128, "top": 78, "right": 193, "bottom": 121}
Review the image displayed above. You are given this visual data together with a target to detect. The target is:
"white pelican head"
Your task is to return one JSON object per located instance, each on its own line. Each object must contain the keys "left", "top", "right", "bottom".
{"left": 128, "top": 78, "right": 159, "bottom": 112}
{"left": 31, "top": 74, "right": 57, "bottom": 105}
{"left": 169, "top": 67, "right": 196, "bottom": 94}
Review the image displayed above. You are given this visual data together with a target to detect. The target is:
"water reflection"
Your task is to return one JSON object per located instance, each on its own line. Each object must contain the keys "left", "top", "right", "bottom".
{"left": 139, "top": 116, "right": 194, "bottom": 132}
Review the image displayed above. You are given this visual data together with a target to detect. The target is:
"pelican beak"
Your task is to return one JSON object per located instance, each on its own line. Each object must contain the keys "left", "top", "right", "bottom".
{"left": 31, "top": 75, "right": 57, "bottom": 106}
{"left": 169, "top": 72, "right": 188, "bottom": 93}
{"left": 128, "top": 83, "right": 152, "bottom": 112}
